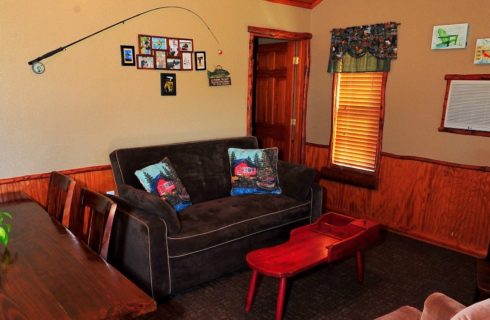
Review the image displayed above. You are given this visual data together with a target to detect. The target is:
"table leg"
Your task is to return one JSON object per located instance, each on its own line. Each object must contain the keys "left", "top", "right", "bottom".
{"left": 245, "top": 270, "right": 259, "bottom": 313}
{"left": 356, "top": 251, "right": 364, "bottom": 283}
{"left": 275, "top": 277, "right": 287, "bottom": 320}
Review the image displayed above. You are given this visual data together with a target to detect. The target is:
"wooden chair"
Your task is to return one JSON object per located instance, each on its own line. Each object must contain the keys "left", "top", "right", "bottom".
{"left": 46, "top": 171, "right": 76, "bottom": 227}
{"left": 78, "top": 188, "right": 117, "bottom": 260}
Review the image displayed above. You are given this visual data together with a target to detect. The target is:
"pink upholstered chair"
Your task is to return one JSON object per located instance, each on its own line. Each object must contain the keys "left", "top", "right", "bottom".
{"left": 375, "top": 292, "right": 490, "bottom": 320}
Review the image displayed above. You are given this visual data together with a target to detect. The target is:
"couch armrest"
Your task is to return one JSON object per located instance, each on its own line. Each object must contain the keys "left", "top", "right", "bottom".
{"left": 374, "top": 306, "right": 421, "bottom": 320}
{"left": 310, "top": 183, "right": 323, "bottom": 222}
{"left": 277, "top": 160, "right": 316, "bottom": 201}
{"left": 107, "top": 195, "right": 172, "bottom": 301}
{"left": 421, "top": 292, "right": 465, "bottom": 320}
{"left": 118, "top": 184, "right": 181, "bottom": 235}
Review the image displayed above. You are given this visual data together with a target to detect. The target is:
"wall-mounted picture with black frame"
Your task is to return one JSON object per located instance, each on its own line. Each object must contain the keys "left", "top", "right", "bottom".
{"left": 120, "top": 45, "right": 135, "bottom": 66}
{"left": 161, "top": 73, "right": 176, "bottom": 96}
{"left": 194, "top": 51, "right": 206, "bottom": 71}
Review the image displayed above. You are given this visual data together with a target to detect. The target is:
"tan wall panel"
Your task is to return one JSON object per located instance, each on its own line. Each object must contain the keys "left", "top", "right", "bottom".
{"left": 0, "top": 0, "right": 310, "bottom": 179}
{"left": 308, "top": 0, "right": 490, "bottom": 166}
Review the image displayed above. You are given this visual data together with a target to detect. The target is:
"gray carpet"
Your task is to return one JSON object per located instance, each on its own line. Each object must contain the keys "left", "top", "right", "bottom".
{"left": 139, "top": 232, "right": 476, "bottom": 319}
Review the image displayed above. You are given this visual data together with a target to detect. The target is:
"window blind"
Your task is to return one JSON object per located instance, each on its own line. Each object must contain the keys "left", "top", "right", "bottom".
{"left": 331, "top": 72, "right": 384, "bottom": 171}
{"left": 444, "top": 80, "right": 490, "bottom": 132}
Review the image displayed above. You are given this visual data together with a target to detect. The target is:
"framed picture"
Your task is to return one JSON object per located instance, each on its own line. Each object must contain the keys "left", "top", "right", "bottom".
{"left": 431, "top": 23, "right": 469, "bottom": 50}
{"left": 194, "top": 51, "right": 206, "bottom": 71}
{"left": 136, "top": 55, "right": 155, "bottom": 69}
{"left": 151, "top": 37, "right": 167, "bottom": 51}
{"left": 166, "top": 57, "right": 181, "bottom": 70}
{"left": 168, "top": 38, "right": 180, "bottom": 57}
{"left": 474, "top": 38, "right": 490, "bottom": 64}
{"left": 179, "top": 39, "right": 193, "bottom": 52}
{"left": 120, "top": 45, "right": 135, "bottom": 66}
{"left": 138, "top": 35, "right": 152, "bottom": 54}
{"left": 182, "top": 52, "right": 193, "bottom": 70}
{"left": 154, "top": 50, "right": 167, "bottom": 69}
{"left": 161, "top": 73, "right": 176, "bottom": 96}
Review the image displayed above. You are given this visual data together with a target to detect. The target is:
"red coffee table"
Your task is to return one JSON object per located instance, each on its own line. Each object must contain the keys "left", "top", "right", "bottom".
{"left": 245, "top": 212, "right": 380, "bottom": 320}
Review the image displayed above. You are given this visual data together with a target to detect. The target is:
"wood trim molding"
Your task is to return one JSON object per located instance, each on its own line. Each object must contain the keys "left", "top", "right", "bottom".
{"left": 247, "top": 26, "right": 312, "bottom": 40}
{"left": 265, "top": 0, "right": 323, "bottom": 9}
{"left": 305, "top": 142, "right": 490, "bottom": 172}
{"left": 0, "top": 165, "right": 112, "bottom": 185}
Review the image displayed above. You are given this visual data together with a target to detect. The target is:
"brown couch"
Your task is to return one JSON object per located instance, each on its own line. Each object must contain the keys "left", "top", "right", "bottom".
{"left": 375, "top": 292, "right": 490, "bottom": 320}
{"left": 107, "top": 137, "right": 323, "bottom": 301}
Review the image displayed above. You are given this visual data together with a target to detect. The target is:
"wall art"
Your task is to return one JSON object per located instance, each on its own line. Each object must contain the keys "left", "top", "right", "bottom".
{"left": 152, "top": 37, "right": 167, "bottom": 50}
{"left": 136, "top": 55, "right": 155, "bottom": 69}
{"left": 138, "top": 35, "right": 152, "bottom": 54}
{"left": 168, "top": 38, "right": 180, "bottom": 57}
{"left": 167, "top": 58, "right": 181, "bottom": 70}
{"left": 120, "top": 45, "right": 135, "bottom": 66}
{"left": 474, "top": 38, "right": 490, "bottom": 64}
{"left": 431, "top": 23, "right": 468, "bottom": 50}
{"left": 182, "top": 52, "right": 193, "bottom": 70}
{"left": 154, "top": 50, "right": 167, "bottom": 69}
{"left": 207, "top": 65, "right": 231, "bottom": 86}
{"left": 194, "top": 51, "right": 206, "bottom": 71}
{"left": 179, "top": 39, "right": 193, "bottom": 52}
{"left": 161, "top": 73, "right": 177, "bottom": 96}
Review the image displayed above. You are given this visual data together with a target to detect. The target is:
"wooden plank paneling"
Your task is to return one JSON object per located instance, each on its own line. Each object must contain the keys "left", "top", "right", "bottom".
{"left": 0, "top": 165, "right": 115, "bottom": 237}
{"left": 305, "top": 143, "right": 490, "bottom": 257}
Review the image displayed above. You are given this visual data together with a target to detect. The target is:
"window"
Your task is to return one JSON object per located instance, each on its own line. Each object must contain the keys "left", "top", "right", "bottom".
{"left": 439, "top": 74, "right": 490, "bottom": 137}
{"left": 322, "top": 72, "right": 388, "bottom": 188}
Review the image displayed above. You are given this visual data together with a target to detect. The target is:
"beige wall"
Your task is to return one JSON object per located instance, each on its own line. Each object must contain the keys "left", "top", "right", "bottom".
{"left": 308, "top": 0, "right": 490, "bottom": 166}
{"left": 0, "top": 0, "right": 310, "bottom": 178}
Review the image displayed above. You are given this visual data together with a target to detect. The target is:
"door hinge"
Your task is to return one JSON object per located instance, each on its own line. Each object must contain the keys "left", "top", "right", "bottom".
{"left": 291, "top": 118, "right": 297, "bottom": 126}
{"left": 293, "top": 56, "right": 299, "bottom": 65}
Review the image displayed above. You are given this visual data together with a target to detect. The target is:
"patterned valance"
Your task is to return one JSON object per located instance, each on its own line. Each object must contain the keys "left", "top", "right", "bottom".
{"left": 328, "top": 22, "right": 399, "bottom": 73}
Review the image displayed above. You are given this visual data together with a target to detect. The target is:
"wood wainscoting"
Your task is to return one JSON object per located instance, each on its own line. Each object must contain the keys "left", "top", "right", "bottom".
{"left": 305, "top": 143, "right": 490, "bottom": 257}
{"left": 0, "top": 165, "right": 115, "bottom": 237}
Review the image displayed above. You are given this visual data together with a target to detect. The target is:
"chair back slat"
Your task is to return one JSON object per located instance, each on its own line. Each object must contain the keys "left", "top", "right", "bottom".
{"left": 78, "top": 188, "right": 116, "bottom": 260}
{"left": 46, "top": 172, "right": 76, "bottom": 227}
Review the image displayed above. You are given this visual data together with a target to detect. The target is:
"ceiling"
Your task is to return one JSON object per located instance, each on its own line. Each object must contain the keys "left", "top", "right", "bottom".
{"left": 265, "top": 0, "right": 323, "bottom": 9}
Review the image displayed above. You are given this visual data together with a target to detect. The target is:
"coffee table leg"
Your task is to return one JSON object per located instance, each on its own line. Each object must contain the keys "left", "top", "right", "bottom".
{"left": 356, "top": 251, "right": 364, "bottom": 283}
{"left": 246, "top": 270, "right": 259, "bottom": 312}
{"left": 275, "top": 277, "right": 287, "bottom": 320}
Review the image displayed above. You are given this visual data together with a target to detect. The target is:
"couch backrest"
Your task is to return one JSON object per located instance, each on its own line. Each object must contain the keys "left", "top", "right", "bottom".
{"left": 110, "top": 137, "right": 258, "bottom": 203}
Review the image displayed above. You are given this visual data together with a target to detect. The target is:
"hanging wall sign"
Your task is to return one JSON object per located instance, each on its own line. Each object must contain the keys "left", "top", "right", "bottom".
{"left": 207, "top": 65, "right": 231, "bottom": 86}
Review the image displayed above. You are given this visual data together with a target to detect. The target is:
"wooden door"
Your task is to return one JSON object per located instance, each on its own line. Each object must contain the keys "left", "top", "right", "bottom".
{"left": 253, "top": 42, "right": 295, "bottom": 161}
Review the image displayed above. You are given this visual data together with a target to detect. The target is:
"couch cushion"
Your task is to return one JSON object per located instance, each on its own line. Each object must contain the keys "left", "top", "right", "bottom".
{"left": 228, "top": 147, "right": 281, "bottom": 196}
{"left": 110, "top": 137, "right": 259, "bottom": 203}
{"left": 167, "top": 194, "right": 311, "bottom": 257}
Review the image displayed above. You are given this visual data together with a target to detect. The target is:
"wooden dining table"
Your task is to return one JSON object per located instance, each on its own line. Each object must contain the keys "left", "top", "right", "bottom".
{"left": 0, "top": 191, "right": 156, "bottom": 319}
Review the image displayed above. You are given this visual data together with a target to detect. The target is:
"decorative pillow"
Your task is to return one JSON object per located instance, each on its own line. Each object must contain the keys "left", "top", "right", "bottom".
{"left": 134, "top": 158, "right": 192, "bottom": 212}
{"left": 228, "top": 147, "right": 281, "bottom": 196}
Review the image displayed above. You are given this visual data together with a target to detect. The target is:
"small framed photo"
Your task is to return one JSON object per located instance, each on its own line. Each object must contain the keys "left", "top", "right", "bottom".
{"left": 182, "top": 52, "right": 193, "bottom": 70}
{"left": 138, "top": 35, "right": 152, "bottom": 54}
{"left": 120, "top": 45, "right": 135, "bottom": 66}
{"left": 161, "top": 73, "right": 176, "bottom": 96}
{"left": 136, "top": 55, "right": 155, "bottom": 69}
{"left": 151, "top": 36, "right": 167, "bottom": 50}
{"left": 168, "top": 38, "right": 180, "bottom": 57}
{"left": 194, "top": 51, "right": 206, "bottom": 71}
{"left": 166, "top": 57, "right": 181, "bottom": 70}
{"left": 179, "top": 39, "right": 193, "bottom": 52}
{"left": 154, "top": 50, "right": 167, "bottom": 69}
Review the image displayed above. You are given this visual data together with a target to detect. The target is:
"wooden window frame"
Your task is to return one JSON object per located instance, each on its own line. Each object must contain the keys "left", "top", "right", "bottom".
{"left": 321, "top": 72, "right": 388, "bottom": 189}
{"left": 439, "top": 74, "right": 490, "bottom": 137}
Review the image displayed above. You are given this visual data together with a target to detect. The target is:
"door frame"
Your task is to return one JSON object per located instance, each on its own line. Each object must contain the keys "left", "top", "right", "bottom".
{"left": 247, "top": 26, "right": 312, "bottom": 163}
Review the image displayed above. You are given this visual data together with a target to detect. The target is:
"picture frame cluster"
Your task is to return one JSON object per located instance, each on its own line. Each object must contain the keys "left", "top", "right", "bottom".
{"left": 128, "top": 34, "right": 205, "bottom": 71}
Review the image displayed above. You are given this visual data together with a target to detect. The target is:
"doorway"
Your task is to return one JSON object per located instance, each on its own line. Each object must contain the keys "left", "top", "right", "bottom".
{"left": 247, "top": 26, "right": 312, "bottom": 164}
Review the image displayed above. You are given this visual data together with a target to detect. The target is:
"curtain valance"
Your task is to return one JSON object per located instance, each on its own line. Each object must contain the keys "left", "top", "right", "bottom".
{"left": 328, "top": 22, "right": 399, "bottom": 73}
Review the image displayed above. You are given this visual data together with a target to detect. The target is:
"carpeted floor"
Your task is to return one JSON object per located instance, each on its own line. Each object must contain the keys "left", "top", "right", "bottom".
{"left": 139, "top": 232, "right": 476, "bottom": 319}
